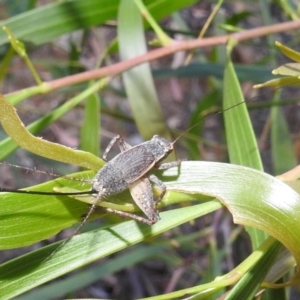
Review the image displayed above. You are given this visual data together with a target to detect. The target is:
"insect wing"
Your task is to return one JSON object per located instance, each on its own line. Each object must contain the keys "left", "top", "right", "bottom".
{"left": 112, "top": 144, "right": 156, "bottom": 183}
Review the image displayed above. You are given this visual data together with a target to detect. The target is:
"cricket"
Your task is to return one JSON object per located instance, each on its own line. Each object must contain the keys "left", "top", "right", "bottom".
{"left": 0, "top": 102, "right": 244, "bottom": 243}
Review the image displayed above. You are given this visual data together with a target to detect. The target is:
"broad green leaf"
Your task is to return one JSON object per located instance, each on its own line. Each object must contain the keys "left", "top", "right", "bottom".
{"left": 2, "top": 161, "right": 300, "bottom": 258}
{"left": 0, "top": 198, "right": 222, "bottom": 299}
{"left": 1, "top": 161, "right": 300, "bottom": 298}
{"left": 0, "top": 173, "right": 95, "bottom": 249}
{"left": 0, "top": 0, "right": 198, "bottom": 47}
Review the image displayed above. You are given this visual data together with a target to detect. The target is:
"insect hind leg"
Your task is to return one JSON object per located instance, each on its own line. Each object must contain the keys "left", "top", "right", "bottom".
{"left": 151, "top": 160, "right": 182, "bottom": 205}
{"left": 104, "top": 207, "right": 156, "bottom": 225}
{"left": 149, "top": 174, "right": 166, "bottom": 206}
{"left": 156, "top": 160, "right": 182, "bottom": 170}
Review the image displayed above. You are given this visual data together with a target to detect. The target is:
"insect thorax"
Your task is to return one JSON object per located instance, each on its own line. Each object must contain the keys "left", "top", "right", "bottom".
{"left": 147, "top": 135, "right": 173, "bottom": 161}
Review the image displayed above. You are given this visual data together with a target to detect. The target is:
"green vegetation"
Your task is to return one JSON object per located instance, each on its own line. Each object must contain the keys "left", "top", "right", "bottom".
{"left": 0, "top": 1, "right": 300, "bottom": 299}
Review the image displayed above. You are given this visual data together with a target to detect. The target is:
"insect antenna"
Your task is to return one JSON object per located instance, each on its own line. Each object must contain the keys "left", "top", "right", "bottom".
{"left": 0, "top": 162, "right": 94, "bottom": 195}
{"left": 0, "top": 161, "right": 93, "bottom": 183}
{"left": 0, "top": 187, "right": 93, "bottom": 196}
{"left": 171, "top": 101, "right": 246, "bottom": 147}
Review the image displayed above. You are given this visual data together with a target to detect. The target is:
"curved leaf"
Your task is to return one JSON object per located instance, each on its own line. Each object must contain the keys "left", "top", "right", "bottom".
{"left": 0, "top": 92, "right": 103, "bottom": 169}
{"left": 1, "top": 161, "right": 300, "bottom": 298}
{"left": 1, "top": 162, "right": 300, "bottom": 258}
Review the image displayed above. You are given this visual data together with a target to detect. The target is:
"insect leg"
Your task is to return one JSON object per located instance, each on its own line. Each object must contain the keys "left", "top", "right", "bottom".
{"left": 102, "top": 135, "right": 132, "bottom": 161}
{"left": 149, "top": 174, "right": 166, "bottom": 205}
{"left": 150, "top": 161, "right": 181, "bottom": 205}
{"left": 80, "top": 188, "right": 106, "bottom": 226}
{"left": 156, "top": 160, "right": 182, "bottom": 170}
{"left": 104, "top": 207, "right": 156, "bottom": 225}
{"left": 102, "top": 135, "right": 122, "bottom": 161}
{"left": 116, "top": 137, "right": 132, "bottom": 152}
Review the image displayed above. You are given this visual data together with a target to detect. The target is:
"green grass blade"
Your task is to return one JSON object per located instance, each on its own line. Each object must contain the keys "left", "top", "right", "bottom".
{"left": 224, "top": 240, "right": 283, "bottom": 300}
{"left": 118, "top": 0, "right": 172, "bottom": 143}
{"left": 0, "top": 0, "right": 119, "bottom": 46}
{"left": 16, "top": 245, "right": 166, "bottom": 300}
{"left": 223, "top": 43, "right": 263, "bottom": 171}
{"left": 223, "top": 40, "right": 267, "bottom": 249}
{"left": 80, "top": 91, "right": 100, "bottom": 157}
{"left": 0, "top": 201, "right": 222, "bottom": 299}
{"left": 1, "top": 161, "right": 300, "bottom": 297}
{"left": 0, "top": 0, "right": 199, "bottom": 47}
{"left": 271, "top": 97, "right": 297, "bottom": 175}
